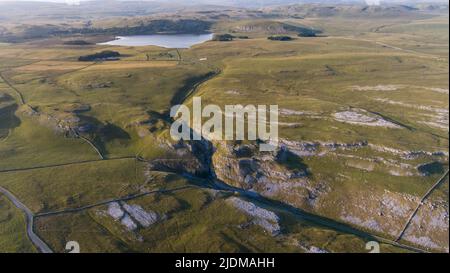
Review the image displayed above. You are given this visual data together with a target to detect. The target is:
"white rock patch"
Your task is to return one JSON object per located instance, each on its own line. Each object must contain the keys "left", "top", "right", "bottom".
{"left": 308, "top": 246, "right": 329, "bottom": 253}
{"left": 403, "top": 235, "right": 440, "bottom": 250}
{"left": 351, "top": 85, "right": 402, "bottom": 91}
{"left": 225, "top": 90, "right": 241, "bottom": 95}
{"left": 375, "top": 98, "right": 449, "bottom": 131}
{"left": 108, "top": 202, "right": 124, "bottom": 220}
{"left": 298, "top": 243, "right": 329, "bottom": 253}
{"left": 280, "top": 108, "right": 323, "bottom": 119}
{"left": 342, "top": 215, "right": 383, "bottom": 232}
{"left": 122, "top": 204, "right": 159, "bottom": 228}
{"left": 424, "top": 87, "right": 449, "bottom": 94}
{"left": 121, "top": 214, "right": 138, "bottom": 231}
{"left": 333, "top": 110, "right": 401, "bottom": 128}
{"left": 106, "top": 202, "right": 160, "bottom": 231}
{"left": 227, "top": 197, "right": 280, "bottom": 235}
{"left": 280, "top": 108, "right": 306, "bottom": 116}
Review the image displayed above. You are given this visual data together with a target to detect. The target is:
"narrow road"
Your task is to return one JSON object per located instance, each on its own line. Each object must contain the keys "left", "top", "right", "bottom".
{"left": 396, "top": 169, "right": 449, "bottom": 242}
{"left": 0, "top": 186, "right": 53, "bottom": 253}
{"left": 0, "top": 72, "right": 25, "bottom": 105}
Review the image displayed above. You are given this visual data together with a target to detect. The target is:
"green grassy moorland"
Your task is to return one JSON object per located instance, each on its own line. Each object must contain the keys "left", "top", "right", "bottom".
{"left": 34, "top": 183, "right": 409, "bottom": 253}
{"left": 0, "top": 194, "right": 36, "bottom": 253}
{"left": 0, "top": 6, "right": 448, "bottom": 253}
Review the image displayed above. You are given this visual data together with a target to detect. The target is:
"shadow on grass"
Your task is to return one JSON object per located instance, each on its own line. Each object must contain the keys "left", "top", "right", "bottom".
{"left": 418, "top": 161, "right": 446, "bottom": 176}
{"left": 275, "top": 147, "right": 309, "bottom": 174}
{"left": 100, "top": 122, "right": 131, "bottom": 142}
{"left": 169, "top": 70, "right": 219, "bottom": 108}
{"left": 77, "top": 115, "right": 131, "bottom": 158}
{"left": 0, "top": 103, "right": 21, "bottom": 138}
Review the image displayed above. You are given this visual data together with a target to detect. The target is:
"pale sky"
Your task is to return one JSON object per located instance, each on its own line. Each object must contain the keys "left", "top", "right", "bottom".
{"left": 0, "top": 0, "right": 446, "bottom": 4}
{"left": 0, "top": 0, "right": 85, "bottom": 2}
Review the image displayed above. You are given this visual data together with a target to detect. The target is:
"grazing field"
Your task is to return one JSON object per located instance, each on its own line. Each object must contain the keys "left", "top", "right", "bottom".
{"left": 35, "top": 185, "right": 408, "bottom": 253}
{"left": 0, "top": 158, "right": 147, "bottom": 213}
{"left": 0, "top": 194, "right": 36, "bottom": 253}
{"left": 0, "top": 2, "right": 448, "bottom": 253}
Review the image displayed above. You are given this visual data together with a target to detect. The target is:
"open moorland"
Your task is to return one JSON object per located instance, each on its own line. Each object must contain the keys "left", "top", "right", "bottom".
{"left": 0, "top": 1, "right": 448, "bottom": 253}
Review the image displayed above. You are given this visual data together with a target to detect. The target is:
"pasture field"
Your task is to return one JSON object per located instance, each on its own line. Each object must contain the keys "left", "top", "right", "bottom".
{"left": 0, "top": 7, "right": 448, "bottom": 253}
{"left": 34, "top": 185, "right": 408, "bottom": 253}
{"left": 0, "top": 158, "right": 147, "bottom": 213}
{"left": 0, "top": 194, "right": 36, "bottom": 253}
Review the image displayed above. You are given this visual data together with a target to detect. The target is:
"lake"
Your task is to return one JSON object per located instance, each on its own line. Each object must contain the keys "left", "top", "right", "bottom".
{"left": 98, "top": 33, "right": 214, "bottom": 48}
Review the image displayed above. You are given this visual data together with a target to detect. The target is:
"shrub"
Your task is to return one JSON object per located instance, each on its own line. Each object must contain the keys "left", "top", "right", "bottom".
{"left": 267, "top": 35, "right": 293, "bottom": 41}
{"left": 212, "top": 34, "right": 234, "bottom": 41}
{"left": 78, "top": 50, "right": 120, "bottom": 61}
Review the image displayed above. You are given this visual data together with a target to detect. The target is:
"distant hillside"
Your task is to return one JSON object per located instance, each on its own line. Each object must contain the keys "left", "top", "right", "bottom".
{"left": 0, "top": 19, "right": 213, "bottom": 42}
{"left": 0, "top": 2, "right": 447, "bottom": 42}
{"left": 0, "top": 0, "right": 183, "bottom": 22}
{"left": 262, "top": 3, "right": 447, "bottom": 18}
{"left": 413, "top": 3, "right": 450, "bottom": 14}
{"left": 230, "top": 20, "right": 321, "bottom": 36}
{"left": 155, "top": 0, "right": 365, "bottom": 8}
{"left": 81, "top": 19, "right": 213, "bottom": 35}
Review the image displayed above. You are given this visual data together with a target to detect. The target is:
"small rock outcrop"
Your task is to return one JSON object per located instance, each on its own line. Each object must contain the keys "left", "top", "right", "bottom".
{"left": 227, "top": 197, "right": 281, "bottom": 236}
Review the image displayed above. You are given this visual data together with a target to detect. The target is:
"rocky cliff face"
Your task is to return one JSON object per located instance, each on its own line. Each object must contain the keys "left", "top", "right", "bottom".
{"left": 147, "top": 136, "right": 449, "bottom": 252}
{"left": 148, "top": 139, "right": 214, "bottom": 178}
{"left": 211, "top": 140, "right": 448, "bottom": 252}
